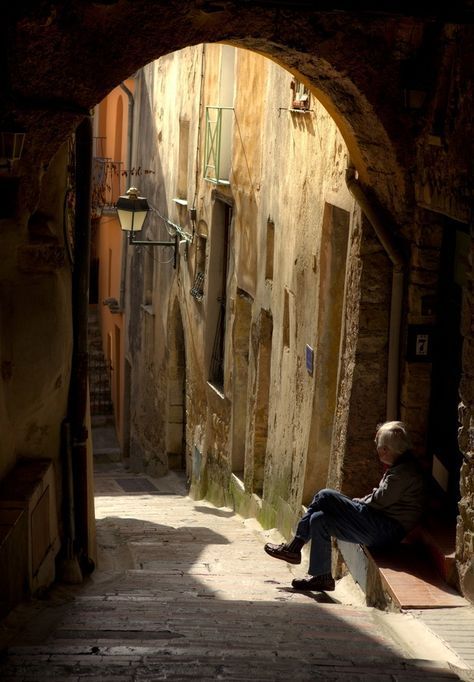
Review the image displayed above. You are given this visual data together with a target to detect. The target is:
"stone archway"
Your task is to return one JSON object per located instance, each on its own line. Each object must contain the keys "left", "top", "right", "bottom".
{"left": 4, "top": 2, "right": 425, "bottom": 222}
{"left": 2, "top": 3, "right": 473, "bottom": 601}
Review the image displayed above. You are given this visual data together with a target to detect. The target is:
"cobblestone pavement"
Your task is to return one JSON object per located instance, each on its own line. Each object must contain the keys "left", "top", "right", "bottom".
{"left": 0, "top": 464, "right": 471, "bottom": 681}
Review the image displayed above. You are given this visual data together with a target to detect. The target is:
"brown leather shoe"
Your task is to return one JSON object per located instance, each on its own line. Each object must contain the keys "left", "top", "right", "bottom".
{"left": 264, "top": 542, "right": 301, "bottom": 564}
{"left": 291, "top": 575, "right": 335, "bottom": 591}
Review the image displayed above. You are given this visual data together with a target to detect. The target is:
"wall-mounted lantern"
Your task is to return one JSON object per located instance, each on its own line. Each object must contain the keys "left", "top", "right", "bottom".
{"left": 116, "top": 187, "right": 176, "bottom": 258}
{"left": 0, "top": 131, "right": 26, "bottom": 173}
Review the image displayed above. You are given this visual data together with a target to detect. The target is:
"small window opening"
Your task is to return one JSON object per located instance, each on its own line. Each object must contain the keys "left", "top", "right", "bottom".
{"left": 283, "top": 288, "right": 290, "bottom": 349}
{"left": 190, "top": 235, "right": 207, "bottom": 301}
{"left": 290, "top": 79, "right": 311, "bottom": 111}
{"left": 265, "top": 218, "right": 275, "bottom": 281}
{"left": 177, "top": 119, "right": 190, "bottom": 201}
{"left": 107, "top": 248, "right": 112, "bottom": 297}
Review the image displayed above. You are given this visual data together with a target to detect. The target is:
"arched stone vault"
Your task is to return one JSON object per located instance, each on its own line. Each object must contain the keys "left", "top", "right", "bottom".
{"left": 1, "top": 1, "right": 473, "bottom": 604}
{"left": 6, "top": 2, "right": 469, "bottom": 220}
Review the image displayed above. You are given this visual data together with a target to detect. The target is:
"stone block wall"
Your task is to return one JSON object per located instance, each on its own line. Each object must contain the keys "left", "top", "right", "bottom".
{"left": 457, "top": 236, "right": 474, "bottom": 602}
{"left": 331, "top": 216, "right": 392, "bottom": 498}
{"left": 400, "top": 210, "right": 443, "bottom": 455}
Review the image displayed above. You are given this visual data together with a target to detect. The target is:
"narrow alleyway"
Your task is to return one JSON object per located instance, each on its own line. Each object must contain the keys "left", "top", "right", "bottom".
{"left": 0, "top": 462, "right": 472, "bottom": 681}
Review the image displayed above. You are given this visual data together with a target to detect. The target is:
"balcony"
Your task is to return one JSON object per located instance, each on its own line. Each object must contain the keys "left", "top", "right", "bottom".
{"left": 91, "top": 157, "right": 124, "bottom": 220}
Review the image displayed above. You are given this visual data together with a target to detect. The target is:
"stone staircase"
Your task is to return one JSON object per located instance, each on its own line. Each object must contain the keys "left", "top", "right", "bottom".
{"left": 87, "top": 305, "right": 113, "bottom": 417}
{"left": 88, "top": 305, "right": 121, "bottom": 462}
{"left": 90, "top": 414, "right": 121, "bottom": 463}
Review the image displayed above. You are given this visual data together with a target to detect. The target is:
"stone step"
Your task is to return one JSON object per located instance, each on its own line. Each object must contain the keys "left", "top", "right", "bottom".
{"left": 89, "top": 380, "right": 111, "bottom": 391}
{"left": 89, "top": 376, "right": 111, "bottom": 388}
{"left": 91, "top": 414, "right": 116, "bottom": 427}
{"left": 416, "top": 517, "right": 457, "bottom": 585}
{"left": 89, "top": 391, "right": 112, "bottom": 404}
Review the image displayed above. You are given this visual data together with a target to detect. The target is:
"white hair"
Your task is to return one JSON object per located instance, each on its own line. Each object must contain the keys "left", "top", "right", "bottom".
{"left": 375, "top": 421, "right": 412, "bottom": 455}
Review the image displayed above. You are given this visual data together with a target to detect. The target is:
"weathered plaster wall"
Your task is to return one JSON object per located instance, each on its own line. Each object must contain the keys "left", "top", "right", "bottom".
{"left": 127, "top": 45, "right": 360, "bottom": 531}
{"left": 127, "top": 48, "right": 208, "bottom": 477}
{"left": 0, "top": 142, "right": 73, "bottom": 612}
{"left": 256, "top": 61, "right": 356, "bottom": 523}
{"left": 328, "top": 216, "right": 392, "bottom": 497}
{"left": 0, "top": 144, "right": 72, "bottom": 483}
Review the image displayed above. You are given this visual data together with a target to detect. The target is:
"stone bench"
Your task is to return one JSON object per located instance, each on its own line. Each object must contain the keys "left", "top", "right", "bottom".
{"left": 338, "top": 527, "right": 465, "bottom": 610}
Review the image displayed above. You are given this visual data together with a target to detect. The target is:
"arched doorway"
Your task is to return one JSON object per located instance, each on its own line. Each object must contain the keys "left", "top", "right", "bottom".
{"left": 427, "top": 218, "right": 469, "bottom": 518}
{"left": 166, "top": 298, "right": 187, "bottom": 473}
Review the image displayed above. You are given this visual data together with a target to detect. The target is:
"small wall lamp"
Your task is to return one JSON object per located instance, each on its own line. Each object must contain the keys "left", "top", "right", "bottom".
{"left": 116, "top": 187, "right": 177, "bottom": 256}
{"left": 0, "top": 131, "right": 26, "bottom": 173}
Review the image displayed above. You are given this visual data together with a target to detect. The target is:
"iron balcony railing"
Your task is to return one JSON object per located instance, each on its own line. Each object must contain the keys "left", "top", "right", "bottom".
{"left": 91, "top": 158, "right": 125, "bottom": 218}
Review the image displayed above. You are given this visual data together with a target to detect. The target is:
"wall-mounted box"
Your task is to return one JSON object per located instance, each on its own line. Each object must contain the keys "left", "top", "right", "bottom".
{"left": 406, "top": 325, "right": 436, "bottom": 363}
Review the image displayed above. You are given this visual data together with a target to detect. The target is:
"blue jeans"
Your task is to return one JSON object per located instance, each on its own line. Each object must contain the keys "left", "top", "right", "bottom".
{"left": 295, "top": 488, "right": 405, "bottom": 576}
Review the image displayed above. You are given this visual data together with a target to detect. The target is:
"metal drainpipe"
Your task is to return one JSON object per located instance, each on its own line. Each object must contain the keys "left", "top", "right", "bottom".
{"left": 69, "top": 115, "right": 93, "bottom": 568}
{"left": 119, "top": 81, "right": 134, "bottom": 310}
{"left": 345, "top": 167, "right": 406, "bottom": 421}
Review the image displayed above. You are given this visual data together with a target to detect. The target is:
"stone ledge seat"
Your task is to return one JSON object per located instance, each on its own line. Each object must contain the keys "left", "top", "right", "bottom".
{"left": 338, "top": 519, "right": 465, "bottom": 609}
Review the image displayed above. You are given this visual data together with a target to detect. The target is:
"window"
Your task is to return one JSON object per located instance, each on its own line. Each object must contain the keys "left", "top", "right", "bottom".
{"left": 290, "top": 79, "right": 311, "bottom": 112}
{"left": 265, "top": 218, "right": 275, "bottom": 281}
{"left": 190, "top": 235, "right": 207, "bottom": 301}
{"left": 204, "top": 46, "right": 235, "bottom": 184}
{"left": 190, "top": 271, "right": 205, "bottom": 301}
{"left": 107, "top": 248, "right": 112, "bottom": 297}
{"left": 176, "top": 119, "right": 190, "bottom": 201}
{"left": 112, "top": 96, "right": 124, "bottom": 202}
{"left": 283, "top": 288, "right": 290, "bottom": 349}
{"left": 204, "top": 107, "right": 233, "bottom": 184}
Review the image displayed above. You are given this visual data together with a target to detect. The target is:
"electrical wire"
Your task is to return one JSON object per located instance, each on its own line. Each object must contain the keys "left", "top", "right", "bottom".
{"left": 147, "top": 203, "right": 193, "bottom": 243}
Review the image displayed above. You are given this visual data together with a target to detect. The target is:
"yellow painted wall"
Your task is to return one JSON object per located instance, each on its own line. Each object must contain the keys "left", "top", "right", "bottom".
{"left": 94, "top": 79, "right": 134, "bottom": 446}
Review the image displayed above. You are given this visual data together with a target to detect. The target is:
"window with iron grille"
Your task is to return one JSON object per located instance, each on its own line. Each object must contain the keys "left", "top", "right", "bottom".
{"left": 190, "top": 235, "right": 207, "bottom": 301}
{"left": 190, "top": 271, "right": 205, "bottom": 301}
{"left": 203, "top": 44, "right": 235, "bottom": 185}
